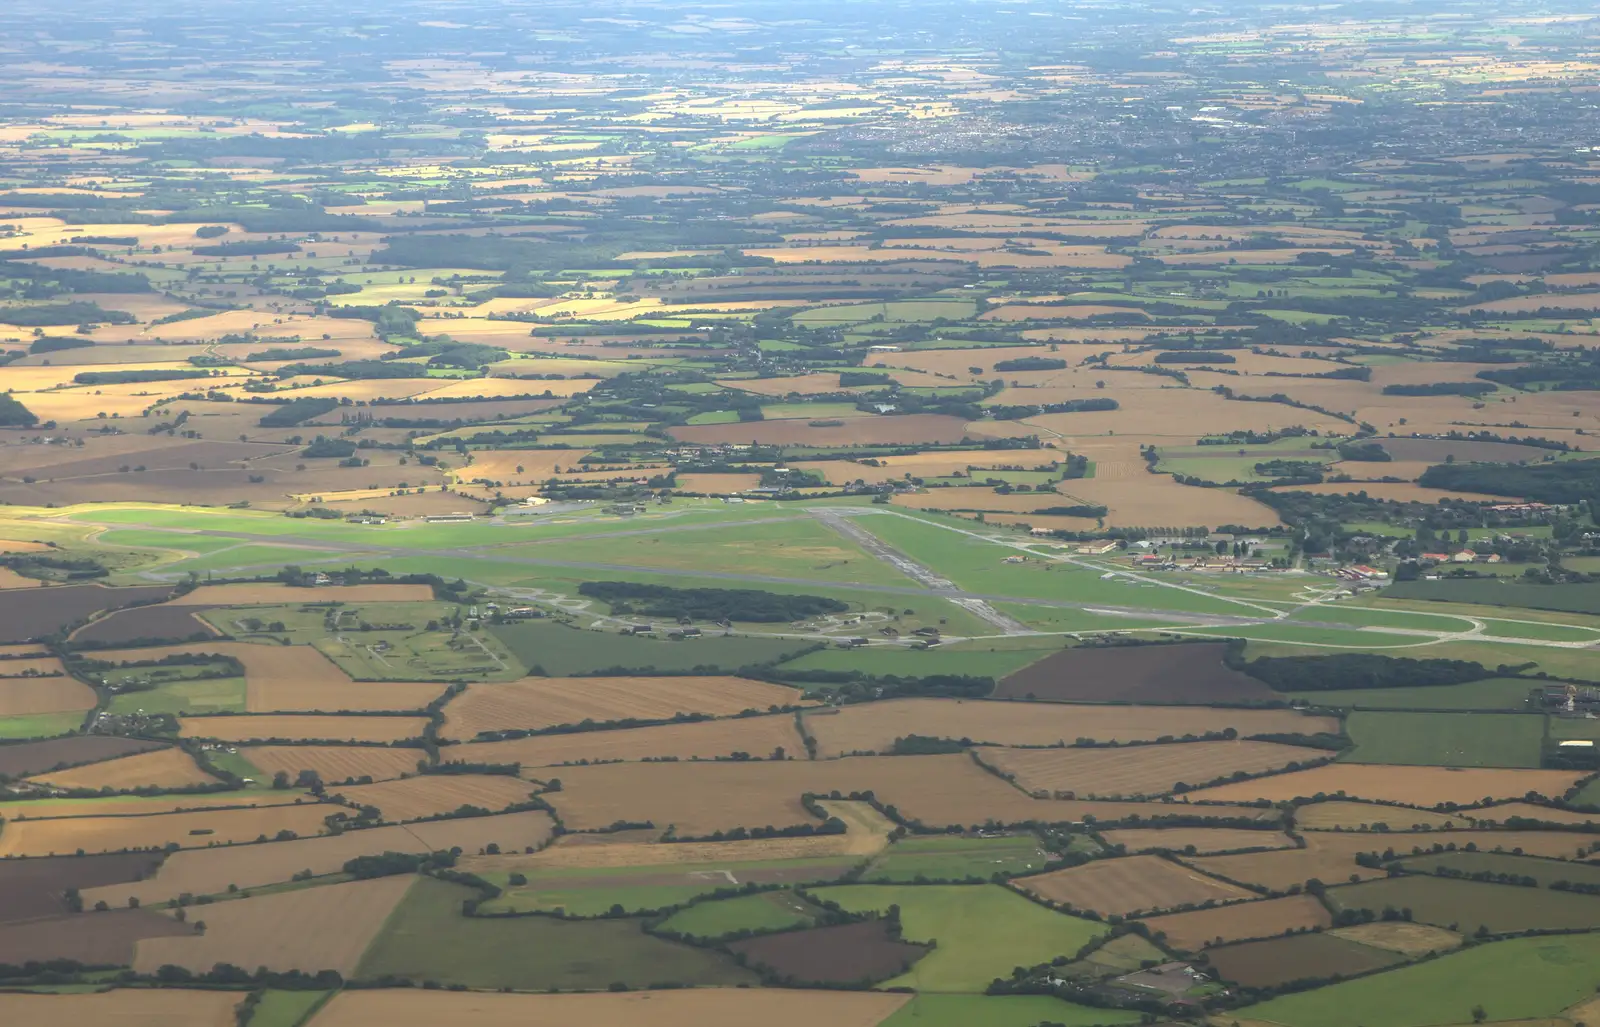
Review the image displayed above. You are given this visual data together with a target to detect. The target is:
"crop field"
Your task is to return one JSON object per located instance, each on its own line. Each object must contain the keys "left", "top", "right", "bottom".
{"left": 132, "top": 874, "right": 412, "bottom": 974}
{"left": 1240, "top": 932, "right": 1600, "bottom": 1027}
{"left": 1016, "top": 854, "right": 1253, "bottom": 916}
{"left": 979, "top": 740, "right": 1323, "bottom": 799}
{"left": 0, "top": 802, "right": 336, "bottom": 857}
{"left": 0, "top": 583, "right": 174, "bottom": 643}
{"left": 862, "top": 834, "right": 1052, "bottom": 882}
{"left": 1206, "top": 932, "right": 1404, "bottom": 988}
{"left": 1343, "top": 710, "right": 1545, "bottom": 768}
{"left": 874, "top": 995, "right": 1140, "bottom": 1027}
{"left": 1140, "top": 893, "right": 1331, "bottom": 951}
{"left": 177, "top": 715, "right": 430, "bottom": 743}
{"left": 799, "top": 698, "right": 1334, "bottom": 757}
{"left": 809, "top": 883, "right": 1106, "bottom": 993}
{"left": 83, "top": 811, "right": 555, "bottom": 908}
{"left": 1184, "top": 829, "right": 1594, "bottom": 891}
{"left": 27, "top": 746, "right": 218, "bottom": 789}
{"left": 239, "top": 745, "right": 426, "bottom": 783}
{"left": 169, "top": 583, "right": 435, "bottom": 605}
{"left": 1187, "top": 763, "right": 1585, "bottom": 806}
{"left": 1292, "top": 801, "right": 1473, "bottom": 831}
{"left": 356, "top": 877, "right": 756, "bottom": 990}
{"left": 993, "top": 643, "right": 1278, "bottom": 704}
{"left": 86, "top": 643, "right": 447, "bottom": 713}
{"left": 1327, "top": 874, "right": 1600, "bottom": 935}
{"left": 307, "top": 988, "right": 913, "bottom": 1027}
{"left": 0, "top": 674, "right": 96, "bottom": 716}
{"left": 325, "top": 773, "right": 536, "bottom": 821}
{"left": 0, "top": 989, "right": 243, "bottom": 1027}
{"left": 1395, "top": 849, "right": 1600, "bottom": 889}
{"left": 457, "top": 713, "right": 804, "bottom": 767}
{"left": 730, "top": 920, "right": 928, "bottom": 985}
{"left": 440, "top": 675, "right": 802, "bottom": 738}
{"left": 1468, "top": 801, "right": 1600, "bottom": 826}
{"left": 0, "top": 906, "right": 195, "bottom": 967}
{"left": 541, "top": 754, "right": 1273, "bottom": 837}
{"left": 478, "top": 855, "right": 857, "bottom": 915}
{"left": 1329, "top": 921, "right": 1463, "bottom": 957}
{"left": 1097, "top": 827, "right": 1294, "bottom": 855}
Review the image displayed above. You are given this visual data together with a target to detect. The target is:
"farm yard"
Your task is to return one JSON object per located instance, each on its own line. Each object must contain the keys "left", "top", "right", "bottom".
{"left": 0, "top": 2, "right": 1599, "bottom": 1024}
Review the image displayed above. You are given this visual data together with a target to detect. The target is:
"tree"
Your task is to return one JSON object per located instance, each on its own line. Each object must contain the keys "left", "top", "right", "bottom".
{"left": 1472, "top": 1006, "right": 1487, "bottom": 1023}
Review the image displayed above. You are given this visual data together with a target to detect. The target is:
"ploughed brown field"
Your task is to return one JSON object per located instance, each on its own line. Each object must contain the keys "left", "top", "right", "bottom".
{"left": 84, "top": 810, "right": 555, "bottom": 908}
{"left": 543, "top": 754, "right": 1276, "bottom": 838}
{"left": 1139, "top": 893, "right": 1332, "bottom": 951}
{"left": 307, "top": 987, "right": 912, "bottom": 1027}
{"left": 0, "top": 583, "right": 174, "bottom": 644}
{"left": 71, "top": 605, "right": 221, "bottom": 645}
{"left": 167, "top": 583, "right": 435, "bottom": 605}
{"left": 1186, "top": 763, "right": 1585, "bottom": 806}
{"left": 440, "top": 675, "right": 804, "bottom": 739}
{"left": 993, "top": 643, "right": 1279, "bottom": 704}
{"left": 728, "top": 921, "right": 926, "bottom": 985}
{"left": 0, "top": 735, "right": 166, "bottom": 777}
{"left": 27, "top": 746, "right": 218, "bottom": 790}
{"left": 240, "top": 745, "right": 426, "bottom": 783}
{"left": 0, "top": 908, "right": 194, "bottom": 966}
{"left": 799, "top": 697, "right": 1334, "bottom": 757}
{"left": 977, "top": 740, "right": 1323, "bottom": 799}
{"left": 0, "top": 988, "right": 243, "bottom": 1027}
{"left": 455, "top": 714, "right": 804, "bottom": 767}
{"left": 1204, "top": 932, "right": 1402, "bottom": 989}
{"left": 177, "top": 714, "right": 431, "bottom": 743}
{"left": 0, "top": 851, "right": 165, "bottom": 923}
{"left": 131, "top": 874, "right": 413, "bottom": 974}
{"left": 1016, "top": 854, "right": 1254, "bottom": 915}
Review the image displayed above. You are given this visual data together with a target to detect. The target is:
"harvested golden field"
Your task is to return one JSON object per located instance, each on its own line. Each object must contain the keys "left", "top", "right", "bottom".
{"left": 890, "top": 485, "right": 1078, "bottom": 514}
{"left": 676, "top": 472, "right": 763, "bottom": 494}
{"left": 309, "top": 987, "right": 912, "bottom": 1027}
{"left": 1186, "top": 764, "right": 1584, "bottom": 806}
{"left": 0, "top": 539, "right": 51, "bottom": 554}
{"left": 329, "top": 774, "right": 538, "bottom": 822}
{"left": 1470, "top": 802, "right": 1600, "bottom": 825}
{"left": 1058, "top": 475, "right": 1282, "bottom": 530}
{"left": 0, "top": 675, "right": 96, "bottom": 716}
{"left": 800, "top": 699, "right": 1335, "bottom": 758}
{"left": 178, "top": 715, "right": 430, "bottom": 743}
{"left": 1269, "top": 481, "right": 1512, "bottom": 504}
{"left": 456, "top": 714, "right": 804, "bottom": 768}
{"left": 0, "top": 655, "right": 68, "bottom": 675}
{"left": 240, "top": 746, "right": 425, "bottom": 783}
{"left": 1023, "top": 386, "right": 1349, "bottom": 440}
{"left": 1328, "top": 922, "right": 1462, "bottom": 956}
{"left": 0, "top": 989, "right": 242, "bottom": 1027}
{"left": 84, "top": 811, "right": 555, "bottom": 907}
{"left": 671, "top": 413, "right": 971, "bottom": 447}
{"left": 1157, "top": 248, "right": 1352, "bottom": 266}
{"left": 469, "top": 801, "right": 893, "bottom": 874}
{"left": 1140, "top": 894, "right": 1332, "bottom": 950}
{"left": 0, "top": 792, "right": 307, "bottom": 821}
{"left": 0, "top": 803, "right": 335, "bottom": 857}
{"left": 132, "top": 874, "right": 413, "bottom": 974}
{"left": 1098, "top": 827, "right": 1295, "bottom": 855}
{"left": 169, "top": 583, "right": 434, "bottom": 605}
{"left": 458, "top": 449, "right": 591, "bottom": 482}
{"left": 1183, "top": 830, "right": 1593, "bottom": 891}
{"left": 546, "top": 754, "right": 1273, "bottom": 837}
{"left": 979, "top": 741, "right": 1321, "bottom": 799}
{"left": 1017, "top": 854, "right": 1254, "bottom": 915}
{"left": 87, "top": 643, "right": 446, "bottom": 713}
{"left": 0, "top": 567, "right": 46, "bottom": 589}
{"left": 722, "top": 373, "right": 851, "bottom": 397}
{"left": 440, "top": 675, "right": 802, "bottom": 739}
{"left": 27, "top": 747, "right": 218, "bottom": 790}
{"left": 1294, "top": 801, "right": 1475, "bottom": 831}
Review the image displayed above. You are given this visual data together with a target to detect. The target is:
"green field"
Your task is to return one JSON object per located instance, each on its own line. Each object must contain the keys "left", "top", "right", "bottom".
{"left": 245, "top": 991, "right": 330, "bottom": 1027}
{"left": 356, "top": 878, "right": 756, "bottom": 989}
{"left": 1395, "top": 850, "right": 1600, "bottom": 889}
{"left": 1241, "top": 932, "right": 1600, "bottom": 1027}
{"left": 1286, "top": 677, "right": 1539, "bottom": 712}
{"left": 1384, "top": 579, "right": 1600, "bottom": 617}
{"left": 1326, "top": 874, "right": 1600, "bottom": 935}
{"left": 0, "top": 712, "right": 85, "bottom": 739}
{"left": 862, "top": 834, "right": 1052, "bottom": 883}
{"left": 809, "top": 884, "right": 1106, "bottom": 992}
{"left": 656, "top": 890, "right": 820, "bottom": 938}
{"left": 478, "top": 858, "right": 854, "bottom": 916}
{"left": 1342, "top": 710, "right": 1546, "bottom": 768}
{"left": 488, "top": 619, "right": 811, "bottom": 675}
{"left": 106, "top": 676, "right": 247, "bottom": 715}
{"left": 877, "top": 994, "right": 1140, "bottom": 1027}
